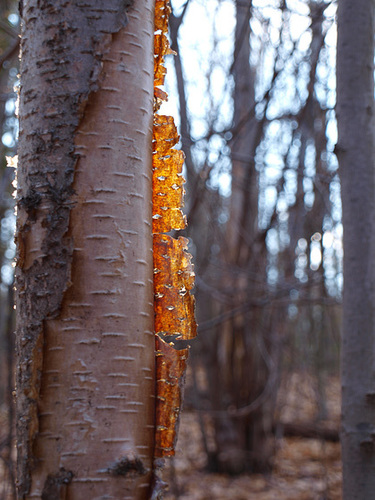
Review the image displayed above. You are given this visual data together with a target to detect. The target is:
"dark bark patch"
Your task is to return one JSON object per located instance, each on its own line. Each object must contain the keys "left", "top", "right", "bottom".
{"left": 109, "top": 457, "right": 147, "bottom": 477}
{"left": 366, "top": 392, "right": 375, "bottom": 405}
{"left": 360, "top": 438, "right": 375, "bottom": 453}
{"left": 18, "top": 189, "right": 42, "bottom": 221}
{"left": 41, "top": 468, "right": 74, "bottom": 500}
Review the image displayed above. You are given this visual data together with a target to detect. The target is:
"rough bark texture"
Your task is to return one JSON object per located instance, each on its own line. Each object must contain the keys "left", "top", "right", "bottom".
{"left": 16, "top": 1, "right": 155, "bottom": 498}
{"left": 337, "top": 1, "right": 375, "bottom": 498}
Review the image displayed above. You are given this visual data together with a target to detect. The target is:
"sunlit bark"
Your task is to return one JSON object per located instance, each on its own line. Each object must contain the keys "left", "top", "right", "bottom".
{"left": 16, "top": 1, "right": 155, "bottom": 498}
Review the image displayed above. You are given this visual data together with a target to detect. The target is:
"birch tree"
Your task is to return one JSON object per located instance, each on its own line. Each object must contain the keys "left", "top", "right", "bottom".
{"left": 337, "top": 0, "right": 375, "bottom": 498}
{"left": 16, "top": 1, "right": 156, "bottom": 498}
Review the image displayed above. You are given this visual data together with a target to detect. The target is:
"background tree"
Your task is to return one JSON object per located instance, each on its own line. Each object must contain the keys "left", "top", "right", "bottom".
{"left": 16, "top": 1, "right": 156, "bottom": 498}
{"left": 168, "top": 0, "right": 340, "bottom": 474}
{"left": 337, "top": 0, "right": 375, "bottom": 498}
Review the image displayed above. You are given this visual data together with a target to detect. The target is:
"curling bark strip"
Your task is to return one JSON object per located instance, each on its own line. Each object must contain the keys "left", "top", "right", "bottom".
{"left": 153, "top": 0, "right": 197, "bottom": 458}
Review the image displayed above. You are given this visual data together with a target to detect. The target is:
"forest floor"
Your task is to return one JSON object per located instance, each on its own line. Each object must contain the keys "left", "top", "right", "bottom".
{"left": 0, "top": 373, "right": 341, "bottom": 500}
{"left": 162, "top": 372, "right": 342, "bottom": 500}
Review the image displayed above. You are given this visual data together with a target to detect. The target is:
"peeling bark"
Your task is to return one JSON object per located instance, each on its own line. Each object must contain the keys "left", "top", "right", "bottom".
{"left": 16, "top": 1, "right": 155, "bottom": 498}
{"left": 152, "top": 0, "right": 197, "bottom": 461}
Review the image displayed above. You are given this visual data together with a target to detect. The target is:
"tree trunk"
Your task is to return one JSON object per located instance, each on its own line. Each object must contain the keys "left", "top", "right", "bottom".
{"left": 209, "top": 1, "right": 276, "bottom": 475}
{"left": 16, "top": 1, "right": 155, "bottom": 498}
{"left": 228, "top": 0, "right": 257, "bottom": 256}
{"left": 337, "top": 1, "right": 375, "bottom": 498}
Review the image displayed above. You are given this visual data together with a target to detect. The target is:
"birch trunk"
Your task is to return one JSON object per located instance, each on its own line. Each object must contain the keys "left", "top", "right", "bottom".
{"left": 16, "top": 1, "right": 155, "bottom": 498}
{"left": 337, "top": 1, "right": 375, "bottom": 498}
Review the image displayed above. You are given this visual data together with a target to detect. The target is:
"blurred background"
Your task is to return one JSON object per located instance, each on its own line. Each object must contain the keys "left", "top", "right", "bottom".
{"left": 0, "top": 1, "right": 18, "bottom": 498}
{"left": 0, "top": 0, "right": 341, "bottom": 498}
{"left": 161, "top": 0, "right": 341, "bottom": 497}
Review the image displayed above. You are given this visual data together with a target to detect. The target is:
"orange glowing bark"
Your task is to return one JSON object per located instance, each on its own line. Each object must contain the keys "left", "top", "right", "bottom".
{"left": 153, "top": 0, "right": 197, "bottom": 458}
{"left": 154, "top": 235, "right": 196, "bottom": 340}
{"left": 155, "top": 339, "right": 189, "bottom": 456}
{"left": 152, "top": 116, "right": 186, "bottom": 233}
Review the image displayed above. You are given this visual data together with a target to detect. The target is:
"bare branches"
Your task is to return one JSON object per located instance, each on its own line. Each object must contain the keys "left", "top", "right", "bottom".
{"left": 164, "top": 0, "right": 341, "bottom": 474}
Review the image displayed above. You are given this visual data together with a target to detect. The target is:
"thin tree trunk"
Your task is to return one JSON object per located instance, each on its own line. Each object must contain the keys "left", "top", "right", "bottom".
{"left": 208, "top": 1, "right": 276, "bottom": 475}
{"left": 16, "top": 1, "right": 155, "bottom": 498}
{"left": 228, "top": 0, "right": 256, "bottom": 256}
{"left": 337, "top": 1, "right": 375, "bottom": 498}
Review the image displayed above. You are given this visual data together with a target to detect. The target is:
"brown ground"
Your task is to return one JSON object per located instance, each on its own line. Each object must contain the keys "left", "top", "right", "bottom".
{"left": 162, "top": 373, "right": 342, "bottom": 500}
{"left": 0, "top": 374, "right": 341, "bottom": 499}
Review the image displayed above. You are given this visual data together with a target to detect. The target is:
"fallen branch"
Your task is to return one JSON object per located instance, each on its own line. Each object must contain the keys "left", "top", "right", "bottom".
{"left": 276, "top": 421, "right": 339, "bottom": 442}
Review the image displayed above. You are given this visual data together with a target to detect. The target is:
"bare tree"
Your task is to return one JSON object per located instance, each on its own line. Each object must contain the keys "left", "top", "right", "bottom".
{"left": 337, "top": 0, "right": 375, "bottom": 498}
